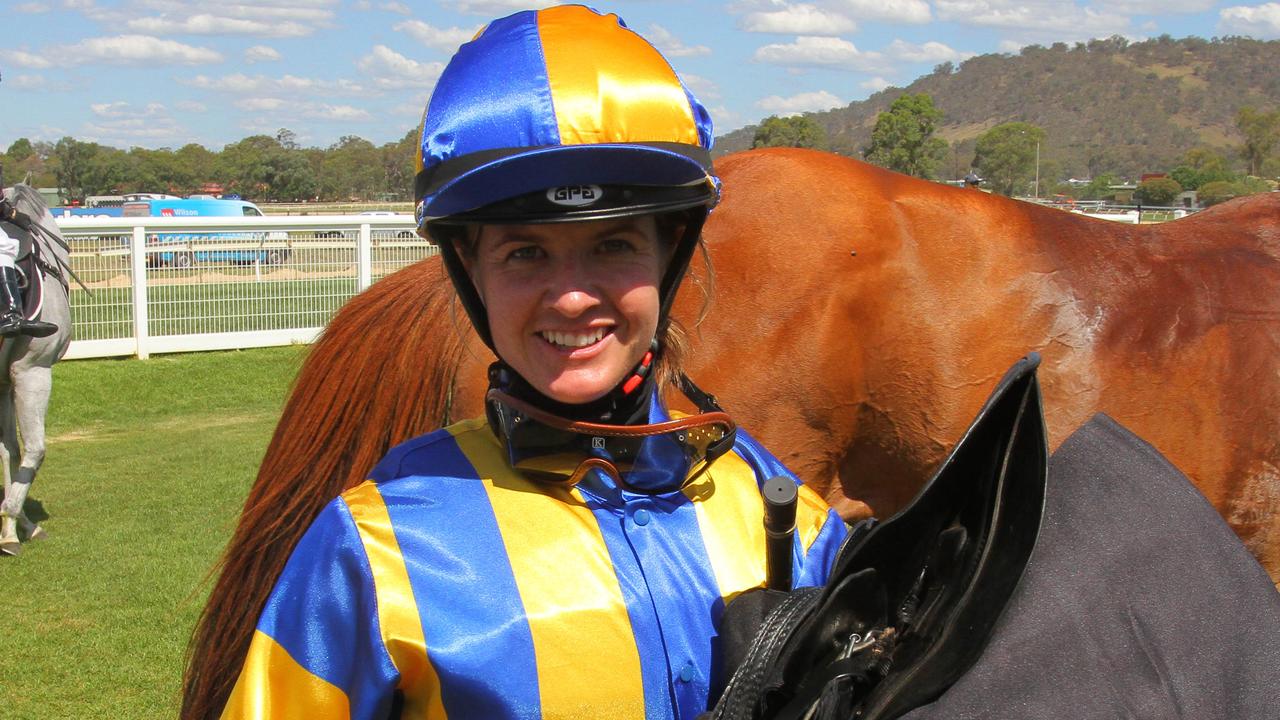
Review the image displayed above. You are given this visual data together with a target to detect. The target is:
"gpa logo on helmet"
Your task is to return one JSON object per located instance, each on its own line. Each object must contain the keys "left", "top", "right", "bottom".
{"left": 547, "top": 185, "right": 603, "bottom": 207}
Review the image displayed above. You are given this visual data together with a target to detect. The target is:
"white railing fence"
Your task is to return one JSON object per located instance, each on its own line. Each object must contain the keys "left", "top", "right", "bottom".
{"left": 55, "top": 215, "right": 437, "bottom": 359}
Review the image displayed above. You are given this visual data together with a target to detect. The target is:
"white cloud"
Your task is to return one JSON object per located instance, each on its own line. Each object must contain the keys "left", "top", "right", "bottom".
{"left": 245, "top": 45, "right": 282, "bottom": 63}
{"left": 91, "top": 101, "right": 166, "bottom": 118}
{"left": 7, "top": 74, "right": 47, "bottom": 89}
{"left": 43, "top": 35, "right": 224, "bottom": 66}
{"left": 175, "top": 100, "right": 208, "bottom": 112}
{"left": 935, "top": 0, "right": 1130, "bottom": 37}
{"left": 450, "top": 0, "right": 558, "bottom": 14}
{"left": 1110, "top": 0, "right": 1215, "bottom": 13}
{"left": 740, "top": 4, "right": 856, "bottom": 35}
{"left": 828, "top": 0, "right": 931, "bottom": 24}
{"left": 393, "top": 97, "right": 430, "bottom": 117}
{"left": 81, "top": 101, "right": 188, "bottom": 146}
{"left": 124, "top": 14, "right": 313, "bottom": 37}
{"left": 84, "top": 118, "right": 188, "bottom": 145}
{"left": 753, "top": 36, "right": 886, "bottom": 71}
{"left": 1219, "top": 3, "right": 1280, "bottom": 37}
{"left": 380, "top": 1, "right": 411, "bottom": 14}
{"left": 235, "top": 97, "right": 288, "bottom": 111}
{"left": 115, "top": 1, "right": 337, "bottom": 24}
{"left": 708, "top": 105, "right": 745, "bottom": 132}
{"left": 756, "top": 89, "right": 845, "bottom": 114}
{"left": 311, "top": 105, "right": 372, "bottom": 121}
{"left": 233, "top": 99, "right": 374, "bottom": 128}
{"left": 998, "top": 39, "right": 1026, "bottom": 53}
{"left": 356, "top": 45, "right": 445, "bottom": 89}
{"left": 860, "top": 76, "right": 893, "bottom": 91}
{"left": 679, "top": 72, "right": 721, "bottom": 101}
{"left": 182, "top": 73, "right": 366, "bottom": 96}
{"left": 646, "top": 24, "right": 712, "bottom": 58}
{"left": 394, "top": 20, "right": 477, "bottom": 53}
{"left": 885, "top": 39, "right": 973, "bottom": 63}
{"left": 14, "top": 3, "right": 48, "bottom": 12}
{"left": 0, "top": 49, "right": 52, "bottom": 69}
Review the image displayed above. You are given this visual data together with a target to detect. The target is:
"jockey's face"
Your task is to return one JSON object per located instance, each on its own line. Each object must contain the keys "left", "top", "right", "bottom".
{"left": 467, "top": 216, "right": 665, "bottom": 405}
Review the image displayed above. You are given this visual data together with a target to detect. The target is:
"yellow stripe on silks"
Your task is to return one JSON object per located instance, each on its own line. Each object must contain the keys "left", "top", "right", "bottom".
{"left": 685, "top": 451, "right": 770, "bottom": 603}
{"left": 344, "top": 481, "right": 446, "bottom": 720}
{"left": 221, "top": 630, "right": 350, "bottom": 720}
{"left": 451, "top": 425, "right": 646, "bottom": 719}
{"left": 795, "top": 484, "right": 830, "bottom": 553}
{"left": 538, "top": 5, "right": 700, "bottom": 146}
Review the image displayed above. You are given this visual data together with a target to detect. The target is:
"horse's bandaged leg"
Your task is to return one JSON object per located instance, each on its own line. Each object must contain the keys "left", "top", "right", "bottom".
{"left": 1, "top": 476, "right": 30, "bottom": 519}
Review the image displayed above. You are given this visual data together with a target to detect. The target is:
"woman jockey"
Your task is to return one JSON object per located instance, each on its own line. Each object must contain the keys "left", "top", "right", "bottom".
{"left": 188, "top": 6, "right": 847, "bottom": 719}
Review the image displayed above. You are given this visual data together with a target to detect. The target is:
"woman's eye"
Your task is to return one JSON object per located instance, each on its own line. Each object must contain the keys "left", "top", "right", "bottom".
{"left": 598, "top": 237, "right": 636, "bottom": 254}
{"left": 506, "top": 245, "right": 542, "bottom": 261}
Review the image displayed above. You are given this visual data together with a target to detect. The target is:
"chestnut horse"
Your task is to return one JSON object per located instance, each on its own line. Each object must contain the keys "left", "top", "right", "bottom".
{"left": 183, "top": 147, "right": 1280, "bottom": 717}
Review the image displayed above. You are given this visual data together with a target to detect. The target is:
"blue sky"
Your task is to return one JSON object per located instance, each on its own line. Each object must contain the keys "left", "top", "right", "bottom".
{"left": 2, "top": 0, "right": 1278, "bottom": 153}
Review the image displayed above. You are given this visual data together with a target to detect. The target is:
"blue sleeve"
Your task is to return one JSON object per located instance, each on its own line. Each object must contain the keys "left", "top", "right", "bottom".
{"left": 226, "top": 499, "right": 400, "bottom": 719}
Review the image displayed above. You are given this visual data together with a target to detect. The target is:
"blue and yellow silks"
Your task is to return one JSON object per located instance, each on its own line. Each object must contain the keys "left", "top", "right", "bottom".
{"left": 414, "top": 5, "right": 716, "bottom": 222}
{"left": 221, "top": 397, "right": 846, "bottom": 720}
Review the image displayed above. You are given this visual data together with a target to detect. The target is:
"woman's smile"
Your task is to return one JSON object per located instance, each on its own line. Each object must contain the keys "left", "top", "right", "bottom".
{"left": 537, "top": 326, "right": 612, "bottom": 353}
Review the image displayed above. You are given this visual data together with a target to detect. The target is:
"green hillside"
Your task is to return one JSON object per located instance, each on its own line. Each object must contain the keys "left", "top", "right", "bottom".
{"left": 714, "top": 35, "right": 1280, "bottom": 181}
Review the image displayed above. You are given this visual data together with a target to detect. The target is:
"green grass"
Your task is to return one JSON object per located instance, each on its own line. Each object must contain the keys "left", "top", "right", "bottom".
{"left": 0, "top": 346, "right": 308, "bottom": 719}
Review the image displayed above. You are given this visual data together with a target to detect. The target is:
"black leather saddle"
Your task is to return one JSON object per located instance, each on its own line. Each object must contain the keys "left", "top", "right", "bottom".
{"left": 1, "top": 216, "right": 48, "bottom": 321}
{"left": 711, "top": 354, "right": 1049, "bottom": 720}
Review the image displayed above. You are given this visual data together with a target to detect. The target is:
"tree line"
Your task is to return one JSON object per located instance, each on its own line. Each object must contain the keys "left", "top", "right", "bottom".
{"left": 752, "top": 95, "right": 1280, "bottom": 206}
{"left": 2, "top": 128, "right": 419, "bottom": 204}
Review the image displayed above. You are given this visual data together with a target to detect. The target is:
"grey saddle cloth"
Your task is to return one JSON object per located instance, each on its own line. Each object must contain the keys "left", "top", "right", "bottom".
{"left": 903, "top": 414, "right": 1280, "bottom": 719}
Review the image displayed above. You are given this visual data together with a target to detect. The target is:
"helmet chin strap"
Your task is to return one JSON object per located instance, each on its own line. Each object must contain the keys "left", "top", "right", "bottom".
{"left": 486, "top": 336, "right": 660, "bottom": 426}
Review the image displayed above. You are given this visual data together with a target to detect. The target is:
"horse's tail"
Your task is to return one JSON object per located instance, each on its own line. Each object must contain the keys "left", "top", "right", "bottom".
{"left": 181, "top": 256, "right": 470, "bottom": 719}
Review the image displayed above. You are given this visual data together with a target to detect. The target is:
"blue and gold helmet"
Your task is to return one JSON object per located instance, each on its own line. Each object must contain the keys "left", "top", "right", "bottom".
{"left": 414, "top": 4, "right": 719, "bottom": 228}
{"left": 415, "top": 5, "right": 719, "bottom": 352}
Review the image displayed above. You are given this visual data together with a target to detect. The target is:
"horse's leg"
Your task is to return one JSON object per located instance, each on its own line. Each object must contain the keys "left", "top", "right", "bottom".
{"left": 0, "top": 381, "right": 21, "bottom": 556}
{"left": 6, "top": 365, "right": 51, "bottom": 545}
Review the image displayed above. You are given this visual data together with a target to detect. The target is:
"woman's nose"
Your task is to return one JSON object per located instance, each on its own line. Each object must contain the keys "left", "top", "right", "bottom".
{"left": 545, "top": 258, "right": 601, "bottom": 317}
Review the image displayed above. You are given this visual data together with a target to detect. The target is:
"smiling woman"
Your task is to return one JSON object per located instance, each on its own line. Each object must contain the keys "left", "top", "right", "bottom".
{"left": 463, "top": 216, "right": 667, "bottom": 405}
{"left": 184, "top": 6, "right": 847, "bottom": 720}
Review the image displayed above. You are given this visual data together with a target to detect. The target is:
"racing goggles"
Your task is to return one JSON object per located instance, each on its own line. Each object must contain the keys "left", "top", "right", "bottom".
{"left": 486, "top": 387, "right": 737, "bottom": 493}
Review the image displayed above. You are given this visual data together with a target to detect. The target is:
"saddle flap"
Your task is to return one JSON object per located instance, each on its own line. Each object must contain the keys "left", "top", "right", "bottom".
{"left": 714, "top": 354, "right": 1049, "bottom": 720}
{"left": 821, "top": 354, "right": 1046, "bottom": 719}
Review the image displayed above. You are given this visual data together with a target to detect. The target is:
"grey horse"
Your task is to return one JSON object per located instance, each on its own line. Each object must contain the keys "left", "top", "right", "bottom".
{"left": 0, "top": 184, "right": 73, "bottom": 556}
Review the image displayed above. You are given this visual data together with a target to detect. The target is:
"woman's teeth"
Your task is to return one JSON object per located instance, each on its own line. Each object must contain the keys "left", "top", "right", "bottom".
{"left": 541, "top": 328, "right": 606, "bottom": 348}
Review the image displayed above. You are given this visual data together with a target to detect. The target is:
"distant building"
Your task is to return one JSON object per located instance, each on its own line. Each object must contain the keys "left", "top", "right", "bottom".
{"left": 36, "top": 188, "right": 63, "bottom": 207}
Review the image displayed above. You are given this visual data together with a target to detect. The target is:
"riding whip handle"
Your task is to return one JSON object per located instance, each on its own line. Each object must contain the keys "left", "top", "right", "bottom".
{"left": 763, "top": 476, "right": 797, "bottom": 591}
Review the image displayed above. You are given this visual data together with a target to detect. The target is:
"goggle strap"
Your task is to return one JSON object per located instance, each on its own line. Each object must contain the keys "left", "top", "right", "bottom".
{"left": 679, "top": 372, "right": 724, "bottom": 415}
{"left": 487, "top": 388, "right": 735, "bottom": 441}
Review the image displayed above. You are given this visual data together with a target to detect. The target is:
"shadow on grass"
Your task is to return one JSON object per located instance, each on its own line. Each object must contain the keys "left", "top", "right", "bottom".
{"left": 25, "top": 497, "right": 49, "bottom": 523}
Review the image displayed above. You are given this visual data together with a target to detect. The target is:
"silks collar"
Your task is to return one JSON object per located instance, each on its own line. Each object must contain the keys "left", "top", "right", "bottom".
{"left": 485, "top": 365, "right": 737, "bottom": 494}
